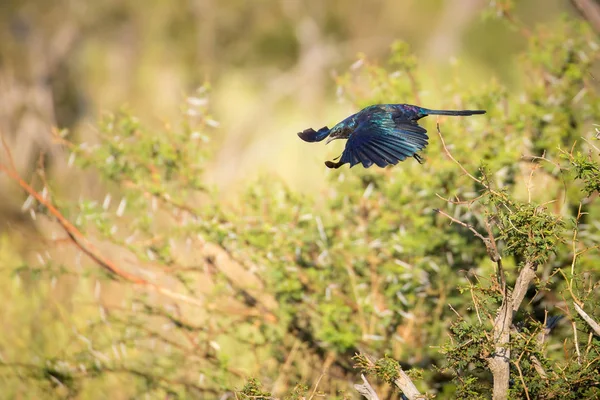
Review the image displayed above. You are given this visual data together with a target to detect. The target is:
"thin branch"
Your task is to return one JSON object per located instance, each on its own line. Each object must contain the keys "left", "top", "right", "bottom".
{"left": 574, "top": 302, "right": 600, "bottom": 337}
{"left": 557, "top": 268, "right": 583, "bottom": 307}
{"left": 436, "top": 122, "right": 483, "bottom": 185}
{"left": 435, "top": 209, "right": 502, "bottom": 274}
{"left": 512, "top": 360, "right": 531, "bottom": 400}
{"left": 435, "top": 191, "right": 484, "bottom": 205}
{"left": 468, "top": 282, "right": 483, "bottom": 325}
{"left": 0, "top": 135, "right": 203, "bottom": 307}
{"left": 573, "top": 319, "right": 582, "bottom": 364}
{"left": 307, "top": 372, "right": 326, "bottom": 400}
{"left": 585, "top": 331, "right": 595, "bottom": 357}
{"left": 0, "top": 134, "right": 17, "bottom": 173}
{"left": 272, "top": 339, "right": 301, "bottom": 395}
{"left": 434, "top": 208, "right": 487, "bottom": 242}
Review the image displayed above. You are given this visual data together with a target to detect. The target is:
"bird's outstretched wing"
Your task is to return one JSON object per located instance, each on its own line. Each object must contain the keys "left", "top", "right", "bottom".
{"left": 328, "top": 110, "right": 429, "bottom": 169}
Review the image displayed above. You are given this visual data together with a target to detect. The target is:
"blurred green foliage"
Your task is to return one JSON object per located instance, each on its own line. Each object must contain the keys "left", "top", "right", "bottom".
{"left": 1, "top": 2, "right": 600, "bottom": 400}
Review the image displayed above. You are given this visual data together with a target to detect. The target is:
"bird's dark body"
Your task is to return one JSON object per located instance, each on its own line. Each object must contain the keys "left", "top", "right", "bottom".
{"left": 298, "top": 104, "right": 486, "bottom": 169}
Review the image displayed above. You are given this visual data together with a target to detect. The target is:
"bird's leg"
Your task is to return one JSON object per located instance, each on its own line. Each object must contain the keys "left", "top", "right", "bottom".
{"left": 413, "top": 154, "right": 425, "bottom": 164}
{"left": 325, "top": 160, "right": 344, "bottom": 169}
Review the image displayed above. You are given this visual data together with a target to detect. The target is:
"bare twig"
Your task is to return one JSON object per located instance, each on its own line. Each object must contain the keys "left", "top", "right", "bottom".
{"left": 307, "top": 372, "right": 325, "bottom": 400}
{"left": 572, "top": 320, "right": 582, "bottom": 364}
{"left": 574, "top": 302, "right": 600, "bottom": 337}
{"left": 557, "top": 268, "right": 583, "bottom": 307}
{"left": 469, "top": 282, "right": 483, "bottom": 325}
{"left": 436, "top": 123, "right": 508, "bottom": 205}
{"left": 586, "top": 331, "right": 595, "bottom": 357}
{"left": 308, "top": 353, "right": 335, "bottom": 400}
{"left": 436, "top": 122, "right": 483, "bottom": 185}
{"left": 0, "top": 134, "right": 203, "bottom": 307}
{"left": 434, "top": 208, "right": 487, "bottom": 242}
{"left": 0, "top": 134, "right": 17, "bottom": 173}
{"left": 272, "top": 339, "right": 301, "bottom": 395}
{"left": 354, "top": 374, "right": 381, "bottom": 400}
{"left": 513, "top": 360, "right": 531, "bottom": 400}
{"left": 435, "top": 191, "right": 485, "bottom": 205}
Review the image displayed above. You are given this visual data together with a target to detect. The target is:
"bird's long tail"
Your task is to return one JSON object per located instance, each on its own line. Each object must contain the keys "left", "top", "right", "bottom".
{"left": 422, "top": 108, "right": 486, "bottom": 116}
{"left": 298, "top": 126, "right": 331, "bottom": 142}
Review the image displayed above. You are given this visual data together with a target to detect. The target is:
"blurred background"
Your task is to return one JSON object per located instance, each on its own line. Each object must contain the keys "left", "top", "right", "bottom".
{"left": 1, "top": 1, "right": 598, "bottom": 399}
{"left": 0, "top": 0, "right": 579, "bottom": 196}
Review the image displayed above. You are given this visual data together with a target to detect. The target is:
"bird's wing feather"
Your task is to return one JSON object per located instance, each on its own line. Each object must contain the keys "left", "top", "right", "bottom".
{"left": 339, "top": 111, "right": 429, "bottom": 168}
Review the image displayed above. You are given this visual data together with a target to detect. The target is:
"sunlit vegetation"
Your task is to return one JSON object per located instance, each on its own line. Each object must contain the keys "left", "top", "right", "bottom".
{"left": 1, "top": 1, "right": 599, "bottom": 399}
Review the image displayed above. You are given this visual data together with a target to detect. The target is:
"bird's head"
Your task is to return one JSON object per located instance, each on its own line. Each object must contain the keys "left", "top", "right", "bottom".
{"left": 325, "top": 124, "right": 352, "bottom": 144}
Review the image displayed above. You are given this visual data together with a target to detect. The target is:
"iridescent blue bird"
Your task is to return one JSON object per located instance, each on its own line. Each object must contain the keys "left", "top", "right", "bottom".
{"left": 298, "top": 104, "right": 486, "bottom": 169}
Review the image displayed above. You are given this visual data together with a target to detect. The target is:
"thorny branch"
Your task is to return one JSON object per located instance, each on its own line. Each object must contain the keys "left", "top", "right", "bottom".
{"left": 434, "top": 124, "right": 504, "bottom": 278}
{"left": 434, "top": 208, "right": 487, "bottom": 243}
{"left": 434, "top": 124, "right": 539, "bottom": 400}
{"left": 0, "top": 133, "right": 203, "bottom": 307}
{"left": 435, "top": 122, "right": 483, "bottom": 185}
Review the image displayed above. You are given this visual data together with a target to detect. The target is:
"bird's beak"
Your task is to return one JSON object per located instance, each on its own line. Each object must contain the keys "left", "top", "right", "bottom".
{"left": 325, "top": 136, "right": 336, "bottom": 145}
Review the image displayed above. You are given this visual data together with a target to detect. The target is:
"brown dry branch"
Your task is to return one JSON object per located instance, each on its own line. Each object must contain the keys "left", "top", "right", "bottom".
{"left": 434, "top": 208, "right": 488, "bottom": 244}
{"left": 434, "top": 124, "right": 504, "bottom": 283}
{"left": 53, "top": 131, "right": 281, "bottom": 322}
{"left": 435, "top": 122, "right": 483, "bottom": 185}
{"left": 0, "top": 133, "right": 203, "bottom": 307}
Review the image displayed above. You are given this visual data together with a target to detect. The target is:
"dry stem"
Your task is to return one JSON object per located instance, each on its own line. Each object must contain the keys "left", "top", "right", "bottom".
{"left": 1, "top": 133, "right": 203, "bottom": 307}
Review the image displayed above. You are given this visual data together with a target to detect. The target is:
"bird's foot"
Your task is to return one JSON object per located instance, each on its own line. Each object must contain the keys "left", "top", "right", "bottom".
{"left": 413, "top": 154, "right": 425, "bottom": 164}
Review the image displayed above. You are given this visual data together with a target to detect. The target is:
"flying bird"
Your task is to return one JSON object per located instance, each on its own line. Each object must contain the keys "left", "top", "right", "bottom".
{"left": 297, "top": 104, "right": 486, "bottom": 169}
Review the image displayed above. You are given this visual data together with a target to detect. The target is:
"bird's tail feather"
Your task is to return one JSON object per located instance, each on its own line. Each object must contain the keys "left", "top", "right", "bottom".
{"left": 298, "top": 126, "right": 330, "bottom": 142}
{"left": 422, "top": 108, "right": 486, "bottom": 116}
